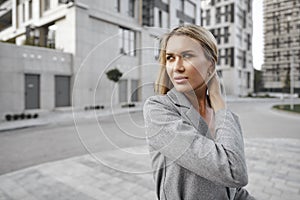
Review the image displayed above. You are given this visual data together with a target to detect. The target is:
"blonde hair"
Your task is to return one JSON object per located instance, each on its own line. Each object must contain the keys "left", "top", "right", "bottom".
{"left": 155, "top": 24, "right": 218, "bottom": 94}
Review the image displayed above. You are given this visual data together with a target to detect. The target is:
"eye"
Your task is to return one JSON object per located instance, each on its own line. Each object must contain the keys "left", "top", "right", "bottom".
{"left": 166, "top": 55, "right": 174, "bottom": 61}
{"left": 182, "top": 53, "right": 192, "bottom": 59}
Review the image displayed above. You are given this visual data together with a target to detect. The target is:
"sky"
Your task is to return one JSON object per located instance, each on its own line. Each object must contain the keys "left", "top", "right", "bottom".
{"left": 252, "top": 0, "right": 264, "bottom": 70}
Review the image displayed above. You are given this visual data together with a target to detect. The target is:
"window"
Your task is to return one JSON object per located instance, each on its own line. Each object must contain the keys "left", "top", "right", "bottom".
{"left": 217, "top": 70, "right": 222, "bottom": 78}
{"left": 247, "top": 72, "right": 251, "bottom": 89}
{"left": 247, "top": 0, "right": 251, "bottom": 13}
{"left": 225, "top": 48, "right": 234, "bottom": 66}
{"left": 206, "top": 9, "right": 211, "bottom": 26}
{"left": 117, "top": 0, "right": 120, "bottom": 12}
{"left": 152, "top": 35, "right": 160, "bottom": 60}
{"left": 158, "top": 10, "right": 162, "bottom": 28}
{"left": 185, "top": 0, "right": 196, "bottom": 19}
{"left": 43, "top": 0, "right": 50, "bottom": 11}
{"left": 230, "top": 3, "right": 234, "bottom": 23}
{"left": 230, "top": 47, "right": 234, "bottom": 67}
{"left": 128, "top": 0, "right": 135, "bottom": 17}
{"left": 243, "top": 10, "right": 246, "bottom": 28}
{"left": 142, "top": 0, "right": 154, "bottom": 26}
{"left": 247, "top": 34, "right": 251, "bottom": 50}
{"left": 225, "top": 4, "right": 233, "bottom": 22}
{"left": 22, "top": 3, "right": 25, "bottom": 22}
{"left": 29, "top": 0, "right": 33, "bottom": 19}
{"left": 225, "top": 48, "right": 229, "bottom": 65}
{"left": 242, "top": 51, "right": 246, "bottom": 68}
{"left": 217, "top": 49, "right": 221, "bottom": 65}
{"left": 224, "top": 27, "right": 230, "bottom": 43}
{"left": 181, "top": 0, "right": 184, "bottom": 11}
{"left": 216, "top": 28, "right": 221, "bottom": 44}
{"left": 119, "top": 27, "right": 136, "bottom": 56}
{"left": 47, "top": 24, "right": 56, "bottom": 49}
{"left": 216, "top": 7, "right": 221, "bottom": 23}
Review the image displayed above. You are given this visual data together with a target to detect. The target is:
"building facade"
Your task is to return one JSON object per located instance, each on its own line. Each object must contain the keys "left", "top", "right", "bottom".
{"left": 0, "top": 0, "right": 202, "bottom": 119}
{"left": 262, "top": 0, "right": 300, "bottom": 94}
{"left": 200, "top": 0, "right": 254, "bottom": 96}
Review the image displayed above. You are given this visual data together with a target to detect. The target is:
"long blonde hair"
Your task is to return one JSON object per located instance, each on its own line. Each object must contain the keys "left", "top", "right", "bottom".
{"left": 155, "top": 25, "right": 218, "bottom": 94}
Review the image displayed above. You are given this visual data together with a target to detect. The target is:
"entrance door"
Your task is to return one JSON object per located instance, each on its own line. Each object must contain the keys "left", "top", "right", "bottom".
{"left": 55, "top": 75, "right": 71, "bottom": 107}
{"left": 25, "top": 74, "right": 40, "bottom": 109}
{"left": 119, "top": 79, "right": 128, "bottom": 103}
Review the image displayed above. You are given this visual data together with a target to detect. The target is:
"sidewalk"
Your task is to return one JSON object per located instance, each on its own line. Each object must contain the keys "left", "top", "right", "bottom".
{"left": 0, "top": 100, "right": 300, "bottom": 200}
{"left": 0, "top": 103, "right": 143, "bottom": 132}
{"left": 0, "top": 139, "right": 300, "bottom": 200}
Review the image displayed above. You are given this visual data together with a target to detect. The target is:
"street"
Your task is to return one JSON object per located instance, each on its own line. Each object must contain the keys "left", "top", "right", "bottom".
{"left": 0, "top": 100, "right": 299, "bottom": 175}
{"left": 0, "top": 111, "right": 147, "bottom": 175}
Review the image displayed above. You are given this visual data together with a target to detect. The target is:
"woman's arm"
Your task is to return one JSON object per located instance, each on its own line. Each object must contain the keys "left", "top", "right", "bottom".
{"left": 144, "top": 95, "right": 248, "bottom": 188}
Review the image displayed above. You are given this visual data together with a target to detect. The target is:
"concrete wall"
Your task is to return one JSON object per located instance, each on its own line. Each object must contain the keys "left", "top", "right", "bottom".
{"left": 0, "top": 42, "right": 72, "bottom": 120}
{"left": 72, "top": 1, "right": 142, "bottom": 108}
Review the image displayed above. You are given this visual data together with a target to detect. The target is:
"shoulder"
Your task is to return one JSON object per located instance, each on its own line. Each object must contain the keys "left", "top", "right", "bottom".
{"left": 143, "top": 94, "right": 172, "bottom": 112}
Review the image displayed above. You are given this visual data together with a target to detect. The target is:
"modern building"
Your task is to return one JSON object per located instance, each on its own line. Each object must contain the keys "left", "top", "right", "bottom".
{"left": 0, "top": 0, "right": 202, "bottom": 120}
{"left": 262, "top": 0, "right": 300, "bottom": 94}
{"left": 200, "top": 0, "right": 254, "bottom": 96}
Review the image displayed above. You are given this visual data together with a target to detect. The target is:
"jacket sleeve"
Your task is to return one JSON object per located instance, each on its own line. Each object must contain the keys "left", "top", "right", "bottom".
{"left": 143, "top": 96, "right": 248, "bottom": 188}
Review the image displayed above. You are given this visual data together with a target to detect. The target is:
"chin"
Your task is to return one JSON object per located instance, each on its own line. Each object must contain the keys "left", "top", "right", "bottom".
{"left": 173, "top": 85, "right": 193, "bottom": 93}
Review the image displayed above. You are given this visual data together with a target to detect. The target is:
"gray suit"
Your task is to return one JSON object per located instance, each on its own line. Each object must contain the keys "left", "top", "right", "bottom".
{"left": 143, "top": 88, "right": 255, "bottom": 200}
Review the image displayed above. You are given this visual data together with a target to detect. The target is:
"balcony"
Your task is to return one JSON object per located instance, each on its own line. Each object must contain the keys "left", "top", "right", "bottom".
{"left": 0, "top": 0, "right": 12, "bottom": 32}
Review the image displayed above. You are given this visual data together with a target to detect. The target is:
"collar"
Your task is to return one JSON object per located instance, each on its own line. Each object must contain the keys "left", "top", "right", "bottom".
{"left": 166, "top": 88, "right": 209, "bottom": 137}
{"left": 166, "top": 88, "right": 193, "bottom": 109}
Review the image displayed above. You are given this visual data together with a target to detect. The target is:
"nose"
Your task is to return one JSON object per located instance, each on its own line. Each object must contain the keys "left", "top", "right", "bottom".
{"left": 173, "top": 55, "right": 185, "bottom": 72}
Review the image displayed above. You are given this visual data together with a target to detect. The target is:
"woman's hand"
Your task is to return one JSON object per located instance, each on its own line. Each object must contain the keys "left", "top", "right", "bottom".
{"left": 208, "top": 73, "right": 225, "bottom": 112}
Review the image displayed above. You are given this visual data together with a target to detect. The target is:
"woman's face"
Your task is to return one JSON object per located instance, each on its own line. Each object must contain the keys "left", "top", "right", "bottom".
{"left": 165, "top": 35, "right": 213, "bottom": 93}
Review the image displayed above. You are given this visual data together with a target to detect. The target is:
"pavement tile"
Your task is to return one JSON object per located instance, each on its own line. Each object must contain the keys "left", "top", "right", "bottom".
{"left": 0, "top": 138, "right": 300, "bottom": 200}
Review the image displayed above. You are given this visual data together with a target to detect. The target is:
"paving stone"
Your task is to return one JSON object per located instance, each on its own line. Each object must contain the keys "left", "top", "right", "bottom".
{"left": 1, "top": 139, "right": 300, "bottom": 199}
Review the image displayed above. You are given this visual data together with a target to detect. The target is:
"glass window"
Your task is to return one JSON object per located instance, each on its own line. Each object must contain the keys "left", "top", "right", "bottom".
{"left": 216, "top": 7, "right": 221, "bottom": 23}
{"left": 44, "top": 0, "right": 50, "bottom": 11}
{"left": 159, "top": 10, "right": 162, "bottom": 28}
{"left": 29, "top": 0, "right": 33, "bottom": 19}
{"left": 22, "top": 3, "right": 25, "bottom": 22}
{"left": 117, "top": 0, "right": 120, "bottom": 12}
{"left": 128, "top": 0, "right": 135, "bottom": 17}
{"left": 185, "top": 0, "right": 196, "bottom": 19}
{"left": 216, "top": 28, "right": 221, "bottom": 44}
{"left": 119, "top": 27, "right": 136, "bottom": 56}
{"left": 224, "top": 27, "right": 229, "bottom": 43}
{"left": 206, "top": 9, "right": 211, "bottom": 26}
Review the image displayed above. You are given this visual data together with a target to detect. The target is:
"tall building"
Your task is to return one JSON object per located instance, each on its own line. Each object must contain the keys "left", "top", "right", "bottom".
{"left": 0, "top": 0, "right": 201, "bottom": 119}
{"left": 262, "top": 0, "right": 300, "bottom": 94}
{"left": 200, "top": 0, "right": 254, "bottom": 96}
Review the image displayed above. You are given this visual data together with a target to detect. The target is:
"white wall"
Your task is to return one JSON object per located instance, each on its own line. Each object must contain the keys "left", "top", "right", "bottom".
{"left": 0, "top": 42, "right": 72, "bottom": 120}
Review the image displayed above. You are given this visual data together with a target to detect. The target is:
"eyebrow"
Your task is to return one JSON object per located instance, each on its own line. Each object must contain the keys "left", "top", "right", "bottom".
{"left": 166, "top": 50, "right": 195, "bottom": 55}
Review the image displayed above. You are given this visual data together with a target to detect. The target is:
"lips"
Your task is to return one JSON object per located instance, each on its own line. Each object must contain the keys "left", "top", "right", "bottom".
{"left": 173, "top": 76, "right": 188, "bottom": 84}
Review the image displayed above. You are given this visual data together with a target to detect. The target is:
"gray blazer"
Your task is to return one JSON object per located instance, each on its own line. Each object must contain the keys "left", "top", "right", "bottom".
{"left": 143, "top": 88, "right": 255, "bottom": 200}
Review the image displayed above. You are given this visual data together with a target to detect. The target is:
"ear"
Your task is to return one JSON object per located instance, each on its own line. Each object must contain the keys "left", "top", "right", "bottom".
{"left": 207, "top": 63, "right": 215, "bottom": 77}
{"left": 205, "top": 64, "right": 215, "bottom": 85}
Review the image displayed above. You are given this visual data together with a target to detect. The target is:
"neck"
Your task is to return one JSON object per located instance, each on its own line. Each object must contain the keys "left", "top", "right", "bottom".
{"left": 185, "top": 86, "right": 208, "bottom": 116}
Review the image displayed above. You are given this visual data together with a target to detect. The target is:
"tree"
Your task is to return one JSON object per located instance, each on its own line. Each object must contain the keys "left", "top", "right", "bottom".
{"left": 254, "top": 69, "right": 264, "bottom": 93}
{"left": 283, "top": 68, "right": 290, "bottom": 93}
{"left": 106, "top": 68, "right": 123, "bottom": 83}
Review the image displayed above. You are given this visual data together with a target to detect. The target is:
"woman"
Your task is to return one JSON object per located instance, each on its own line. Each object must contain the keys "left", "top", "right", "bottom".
{"left": 143, "top": 25, "right": 255, "bottom": 200}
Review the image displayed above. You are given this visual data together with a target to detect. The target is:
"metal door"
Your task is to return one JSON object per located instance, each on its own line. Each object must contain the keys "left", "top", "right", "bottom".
{"left": 131, "top": 79, "right": 138, "bottom": 102}
{"left": 119, "top": 79, "right": 128, "bottom": 103}
{"left": 25, "top": 74, "right": 40, "bottom": 109}
{"left": 55, "top": 75, "right": 71, "bottom": 107}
